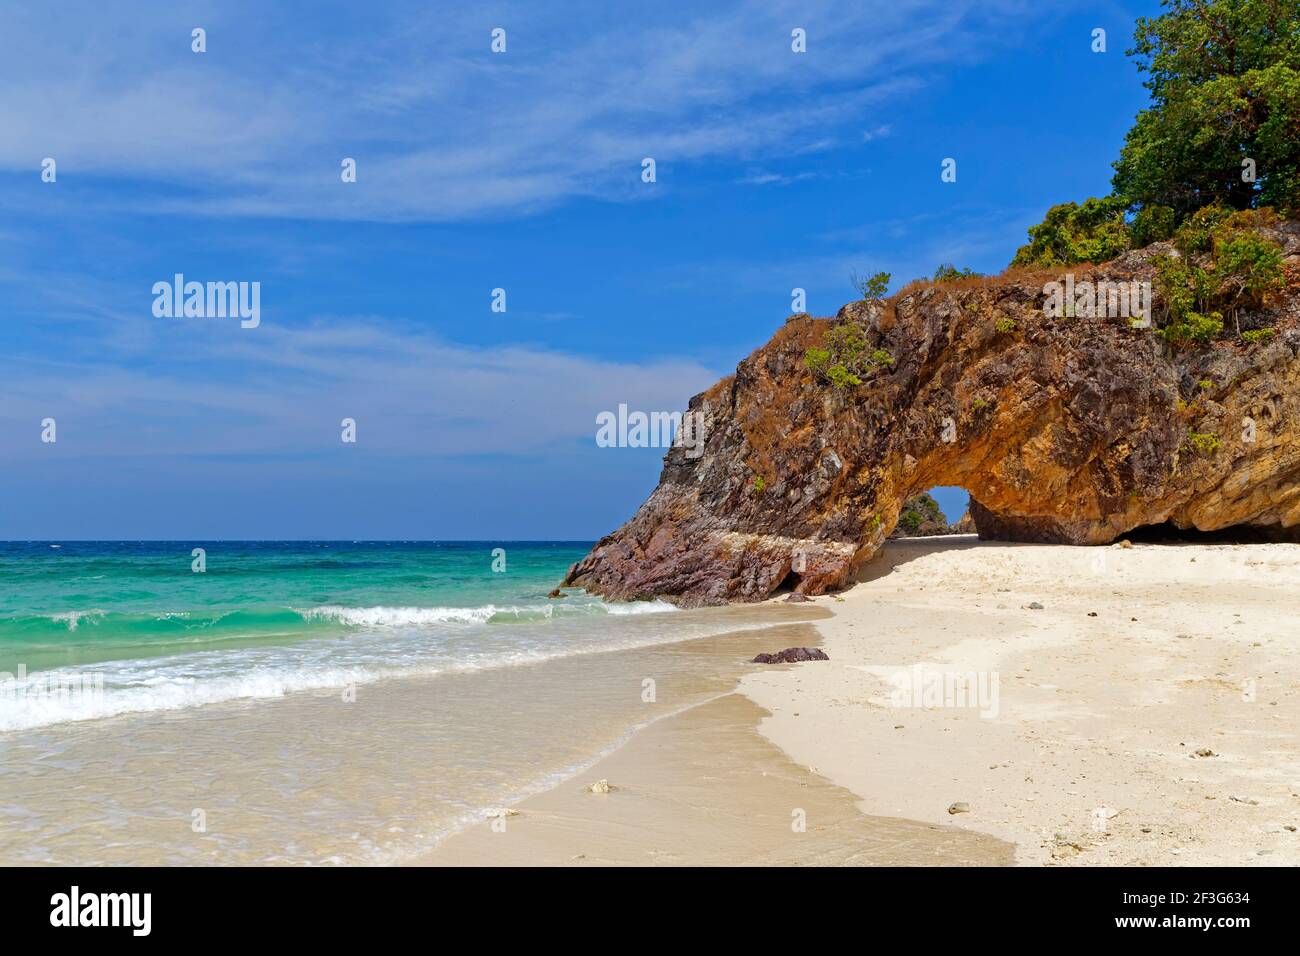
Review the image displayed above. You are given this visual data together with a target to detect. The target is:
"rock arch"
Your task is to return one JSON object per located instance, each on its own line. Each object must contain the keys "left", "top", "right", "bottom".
{"left": 565, "top": 229, "right": 1300, "bottom": 606}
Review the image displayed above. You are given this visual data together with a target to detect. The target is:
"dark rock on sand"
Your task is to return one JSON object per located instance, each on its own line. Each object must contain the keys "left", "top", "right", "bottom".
{"left": 751, "top": 647, "right": 830, "bottom": 664}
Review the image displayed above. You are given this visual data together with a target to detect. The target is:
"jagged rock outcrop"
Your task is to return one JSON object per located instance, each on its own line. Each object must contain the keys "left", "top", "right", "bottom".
{"left": 565, "top": 221, "right": 1300, "bottom": 606}
{"left": 950, "top": 509, "right": 976, "bottom": 534}
{"left": 889, "top": 492, "right": 952, "bottom": 537}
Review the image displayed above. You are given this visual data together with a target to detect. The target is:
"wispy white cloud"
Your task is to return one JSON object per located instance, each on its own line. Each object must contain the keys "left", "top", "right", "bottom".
{"left": 0, "top": 316, "right": 719, "bottom": 461}
{"left": 737, "top": 170, "right": 821, "bottom": 186}
{"left": 0, "top": 0, "right": 1049, "bottom": 222}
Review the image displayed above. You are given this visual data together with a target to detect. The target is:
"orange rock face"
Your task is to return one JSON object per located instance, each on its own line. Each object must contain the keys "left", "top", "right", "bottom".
{"left": 565, "top": 223, "right": 1300, "bottom": 605}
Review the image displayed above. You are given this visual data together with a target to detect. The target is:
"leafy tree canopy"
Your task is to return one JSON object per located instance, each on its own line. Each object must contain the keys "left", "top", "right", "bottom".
{"left": 1113, "top": 0, "right": 1300, "bottom": 215}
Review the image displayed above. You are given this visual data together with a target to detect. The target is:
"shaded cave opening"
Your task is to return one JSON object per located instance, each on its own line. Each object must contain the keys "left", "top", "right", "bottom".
{"left": 1123, "top": 521, "right": 1299, "bottom": 545}
{"left": 773, "top": 567, "right": 803, "bottom": 595}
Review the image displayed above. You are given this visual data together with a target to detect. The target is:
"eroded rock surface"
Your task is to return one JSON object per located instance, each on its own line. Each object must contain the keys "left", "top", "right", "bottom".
{"left": 565, "top": 222, "right": 1300, "bottom": 605}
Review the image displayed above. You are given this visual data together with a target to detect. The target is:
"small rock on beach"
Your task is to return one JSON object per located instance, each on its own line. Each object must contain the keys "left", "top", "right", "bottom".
{"left": 751, "top": 647, "right": 830, "bottom": 664}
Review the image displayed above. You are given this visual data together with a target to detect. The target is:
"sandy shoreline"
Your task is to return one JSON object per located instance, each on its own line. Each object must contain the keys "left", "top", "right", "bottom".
{"left": 419, "top": 536, "right": 1300, "bottom": 866}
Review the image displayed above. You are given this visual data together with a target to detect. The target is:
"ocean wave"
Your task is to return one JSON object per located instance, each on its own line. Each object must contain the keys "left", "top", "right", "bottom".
{"left": 0, "top": 599, "right": 677, "bottom": 645}
{"left": 0, "top": 607, "right": 318, "bottom": 641}
{"left": 0, "top": 610, "right": 771, "bottom": 733}
{"left": 0, "top": 640, "right": 597, "bottom": 732}
{"left": 296, "top": 599, "right": 676, "bottom": 627}
{"left": 49, "top": 610, "right": 107, "bottom": 631}
{"left": 299, "top": 605, "right": 497, "bottom": 626}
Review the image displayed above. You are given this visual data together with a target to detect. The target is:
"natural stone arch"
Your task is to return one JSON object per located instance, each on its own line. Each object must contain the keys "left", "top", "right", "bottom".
{"left": 565, "top": 228, "right": 1300, "bottom": 606}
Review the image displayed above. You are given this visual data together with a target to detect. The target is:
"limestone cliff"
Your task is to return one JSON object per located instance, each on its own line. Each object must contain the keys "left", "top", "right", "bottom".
{"left": 565, "top": 220, "right": 1300, "bottom": 605}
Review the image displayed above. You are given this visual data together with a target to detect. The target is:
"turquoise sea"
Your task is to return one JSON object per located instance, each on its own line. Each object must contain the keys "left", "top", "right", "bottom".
{"left": 0, "top": 541, "right": 674, "bottom": 731}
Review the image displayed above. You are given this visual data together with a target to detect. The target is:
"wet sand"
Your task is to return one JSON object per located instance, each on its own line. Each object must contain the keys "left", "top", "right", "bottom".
{"left": 418, "top": 685, "right": 1012, "bottom": 866}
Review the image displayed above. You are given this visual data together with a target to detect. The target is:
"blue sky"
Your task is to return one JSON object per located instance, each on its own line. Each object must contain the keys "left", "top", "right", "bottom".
{"left": 0, "top": 0, "right": 1159, "bottom": 538}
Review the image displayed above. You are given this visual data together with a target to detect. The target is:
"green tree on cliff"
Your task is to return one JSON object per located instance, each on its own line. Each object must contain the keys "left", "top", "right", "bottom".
{"left": 1113, "top": 0, "right": 1300, "bottom": 215}
{"left": 1013, "top": 0, "right": 1300, "bottom": 267}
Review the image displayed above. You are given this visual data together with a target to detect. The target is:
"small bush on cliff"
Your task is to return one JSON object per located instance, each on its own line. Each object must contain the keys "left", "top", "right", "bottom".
{"left": 1154, "top": 215, "right": 1285, "bottom": 345}
{"left": 1173, "top": 203, "right": 1233, "bottom": 252}
{"left": 824, "top": 364, "right": 861, "bottom": 389}
{"left": 1213, "top": 230, "right": 1286, "bottom": 310}
{"left": 1242, "top": 328, "right": 1276, "bottom": 344}
{"left": 804, "top": 322, "right": 892, "bottom": 389}
{"left": 851, "top": 270, "right": 891, "bottom": 301}
{"left": 1130, "top": 204, "right": 1176, "bottom": 247}
{"left": 1154, "top": 255, "right": 1224, "bottom": 345}
{"left": 804, "top": 347, "right": 832, "bottom": 374}
{"left": 932, "top": 264, "right": 982, "bottom": 283}
{"left": 994, "top": 316, "right": 1017, "bottom": 333}
{"left": 1010, "top": 196, "right": 1131, "bottom": 267}
{"left": 1184, "top": 431, "right": 1222, "bottom": 455}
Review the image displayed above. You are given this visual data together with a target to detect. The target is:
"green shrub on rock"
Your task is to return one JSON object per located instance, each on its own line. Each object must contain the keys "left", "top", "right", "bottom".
{"left": 1212, "top": 230, "right": 1285, "bottom": 309}
{"left": 1153, "top": 213, "right": 1284, "bottom": 347}
{"left": 1184, "top": 431, "right": 1222, "bottom": 455}
{"left": 1010, "top": 196, "right": 1131, "bottom": 268}
{"left": 1130, "top": 204, "right": 1176, "bottom": 247}
{"left": 852, "top": 271, "right": 891, "bottom": 301}
{"left": 804, "top": 322, "right": 893, "bottom": 389}
{"left": 1173, "top": 203, "right": 1233, "bottom": 253}
{"left": 932, "top": 264, "right": 982, "bottom": 283}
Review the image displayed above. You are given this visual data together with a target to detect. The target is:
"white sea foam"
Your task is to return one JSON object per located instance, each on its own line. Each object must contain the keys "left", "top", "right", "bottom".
{"left": 0, "top": 663, "right": 370, "bottom": 732}
{"left": 297, "top": 599, "right": 676, "bottom": 627}
{"left": 0, "top": 606, "right": 767, "bottom": 733}
{"left": 299, "top": 605, "right": 498, "bottom": 626}
{"left": 49, "top": 610, "right": 106, "bottom": 631}
{"left": 601, "top": 599, "right": 677, "bottom": 615}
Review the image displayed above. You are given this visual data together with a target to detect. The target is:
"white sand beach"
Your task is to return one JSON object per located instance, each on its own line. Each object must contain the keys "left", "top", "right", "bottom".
{"left": 743, "top": 536, "right": 1300, "bottom": 866}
